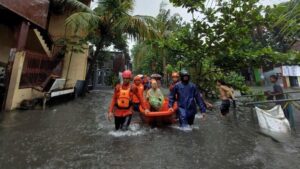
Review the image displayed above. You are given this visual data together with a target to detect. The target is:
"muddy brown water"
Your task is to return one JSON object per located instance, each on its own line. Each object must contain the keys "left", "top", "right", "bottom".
{"left": 0, "top": 90, "right": 299, "bottom": 169}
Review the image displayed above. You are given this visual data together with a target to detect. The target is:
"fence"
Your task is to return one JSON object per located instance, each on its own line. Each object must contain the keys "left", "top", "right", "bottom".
{"left": 240, "top": 91, "right": 300, "bottom": 129}
{"left": 20, "top": 50, "right": 62, "bottom": 88}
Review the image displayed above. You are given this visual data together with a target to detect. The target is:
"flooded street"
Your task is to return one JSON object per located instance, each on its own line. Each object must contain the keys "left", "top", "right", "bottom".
{"left": 0, "top": 90, "right": 299, "bottom": 169}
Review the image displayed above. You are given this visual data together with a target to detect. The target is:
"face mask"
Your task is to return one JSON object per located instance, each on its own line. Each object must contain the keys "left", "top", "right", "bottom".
{"left": 181, "top": 76, "right": 189, "bottom": 83}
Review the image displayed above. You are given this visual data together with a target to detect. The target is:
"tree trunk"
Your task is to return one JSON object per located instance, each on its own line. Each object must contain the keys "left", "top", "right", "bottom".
{"left": 162, "top": 55, "right": 167, "bottom": 86}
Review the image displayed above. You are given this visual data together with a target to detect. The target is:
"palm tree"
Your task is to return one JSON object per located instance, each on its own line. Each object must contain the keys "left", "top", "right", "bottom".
{"left": 132, "top": 2, "right": 181, "bottom": 83}
{"left": 65, "top": 0, "right": 157, "bottom": 45}
{"left": 275, "top": 0, "right": 300, "bottom": 39}
{"left": 154, "top": 2, "right": 181, "bottom": 83}
{"left": 64, "top": 0, "right": 157, "bottom": 89}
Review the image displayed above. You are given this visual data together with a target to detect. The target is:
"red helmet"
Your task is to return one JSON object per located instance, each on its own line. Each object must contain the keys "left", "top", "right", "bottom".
{"left": 122, "top": 70, "right": 132, "bottom": 78}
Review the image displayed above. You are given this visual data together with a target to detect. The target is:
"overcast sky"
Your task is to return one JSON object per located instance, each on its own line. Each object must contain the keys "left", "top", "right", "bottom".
{"left": 132, "top": 0, "right": 288, "bottom": 21}
{"left": 91, "top": 0, "right": 289, "bottom": 51}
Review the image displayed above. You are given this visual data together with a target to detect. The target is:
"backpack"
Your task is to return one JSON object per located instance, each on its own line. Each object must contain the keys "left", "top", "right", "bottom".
{"left": 116, "top": 86, "right": 132, "bottom": 109}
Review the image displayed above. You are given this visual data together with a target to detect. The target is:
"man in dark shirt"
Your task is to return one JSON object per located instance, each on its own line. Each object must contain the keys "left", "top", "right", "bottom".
{"left": 268, "top": 75, "right": 285, "bottom": 101}
{"left": 266, "top": 75, "right": 290, "bottom": 119}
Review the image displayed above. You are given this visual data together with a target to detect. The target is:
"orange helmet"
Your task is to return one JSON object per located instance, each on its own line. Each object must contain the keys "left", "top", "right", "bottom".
{"left": 134, "top": 76, "right": 142, "bottom": 82}
{"left": 122, "top": 70, "right": 132, "bottom": 78}
{"left": 171, "top": 72, "right": 179, "bottom": 77}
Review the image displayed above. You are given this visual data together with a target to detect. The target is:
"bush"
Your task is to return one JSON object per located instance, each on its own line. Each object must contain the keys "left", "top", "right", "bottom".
{"left": 221, "top": 71, "right": 250, "bottom": 94}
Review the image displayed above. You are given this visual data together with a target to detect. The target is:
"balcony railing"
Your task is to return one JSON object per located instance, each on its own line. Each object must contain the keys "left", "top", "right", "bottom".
{"left": 20, "top": 50, "right": 62, "bottom": 88}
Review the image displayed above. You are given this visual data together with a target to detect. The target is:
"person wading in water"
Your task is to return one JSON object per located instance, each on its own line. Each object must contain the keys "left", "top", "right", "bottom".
{"left": 216, "top": 80, "right": 234, "bottom": 116}
{"left": 168, "top": 70, "right": 207, "bottom": 128}
{"left": 108, "top": 70, "right": 149, "bottom": 130}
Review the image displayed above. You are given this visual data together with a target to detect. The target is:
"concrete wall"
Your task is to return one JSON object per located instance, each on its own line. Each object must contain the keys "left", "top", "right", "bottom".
{"left": 11, "top": 88, "right": 43, "bottom": 109}
{"left": 48, "top": 13, "right": 88, "bottom": 88}
{"left": 25, "top": 29, "right": 45, "bottom": 54}
{"left": 5, "top": 12, "right": 89, "bottom": 110}
{"left": 0, "top": 24, "right": 15, "bottom": 65}
{"left": 3, "top": 27, "right": 48, "bottom": 110}
{"left": 5, "top": 51, "right": 44, "bottom": 110}
{"left": 62, "top": 48, "right": 88, "bottom": 88}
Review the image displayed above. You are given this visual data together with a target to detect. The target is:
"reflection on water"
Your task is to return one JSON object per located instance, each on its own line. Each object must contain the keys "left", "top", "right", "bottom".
{"left": 0, "top": 91, "right": 299, "bottom": 169}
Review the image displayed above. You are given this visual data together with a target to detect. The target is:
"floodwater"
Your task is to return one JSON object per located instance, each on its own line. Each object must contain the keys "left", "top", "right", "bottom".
{"left": 0, "top": 90, "right": 299, "bottom": 169}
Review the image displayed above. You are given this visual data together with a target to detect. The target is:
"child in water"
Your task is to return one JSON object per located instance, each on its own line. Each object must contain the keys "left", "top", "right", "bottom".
{"left": 146, "top": 79, "right": 164, "bottom": 111}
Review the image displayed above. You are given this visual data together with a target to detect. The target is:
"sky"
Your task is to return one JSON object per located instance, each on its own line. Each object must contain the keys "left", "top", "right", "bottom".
{"left": 91, "top": 0, "right": 289, "bottom": 52}
{"left": 132, "top": 0, "right": 288, "bottom": 21}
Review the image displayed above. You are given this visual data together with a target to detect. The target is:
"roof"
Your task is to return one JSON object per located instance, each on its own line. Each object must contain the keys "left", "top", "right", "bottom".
{"left": 0, "top": 0, "right": 49, "bottom": 28}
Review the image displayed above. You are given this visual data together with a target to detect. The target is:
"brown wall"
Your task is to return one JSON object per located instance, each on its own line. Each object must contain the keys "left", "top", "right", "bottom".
{"left": 48, "top": 13, "right": 88, "bottom": 88}
{"left": 25, "top": 29, "right": 45, "bottom": 54}
{"left": 0, "top": 24, "right": 15, "bottom": 65}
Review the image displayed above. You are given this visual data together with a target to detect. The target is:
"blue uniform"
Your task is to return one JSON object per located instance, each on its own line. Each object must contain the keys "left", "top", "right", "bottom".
{"left": 169, "top": 82, "right": 206, "bottom": 127}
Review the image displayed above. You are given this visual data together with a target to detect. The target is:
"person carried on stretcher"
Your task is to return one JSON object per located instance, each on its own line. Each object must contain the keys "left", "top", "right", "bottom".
{"left": 146, "top": 79, "right": 164, "bottom": 111}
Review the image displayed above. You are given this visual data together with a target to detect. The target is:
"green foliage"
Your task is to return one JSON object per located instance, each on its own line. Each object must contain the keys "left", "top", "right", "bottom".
{"left": 54, "top": 37, "right": 88, "bottom": 55}
{"left": 132, "top": 2, "right": 183, "bottom": 77}
{"left": 62, "top": 0, "right": 300, "bottom": 95}
{"left": 272, "top": 0, "right": 300, "bottom": 39}
{"left": 253, "top": 91, "right": 267, "bottom": 101}
{"left": 64, "top": 0, "right": 160, "bottom": 88}
{"left": 110, "top": 74, "right": 120, "bottom": 87}
{"left": 218, "top": 72, "right": 250, "bottom": 94}
{"left": 132, "top": 42, "right": 163, "bottom": 74}
{"left": 163, "top": 0, "right": 266, "bottom": 93}
{"left": 132, "top": 0, "right": 270, "bottom": 93}
{"left": 166, "top": 64, "right": 174, "bottom": 74}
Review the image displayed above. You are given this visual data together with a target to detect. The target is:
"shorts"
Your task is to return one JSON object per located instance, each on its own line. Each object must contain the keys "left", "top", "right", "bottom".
{"left": 220, "top": 100, "right": 230, "bottom": 116}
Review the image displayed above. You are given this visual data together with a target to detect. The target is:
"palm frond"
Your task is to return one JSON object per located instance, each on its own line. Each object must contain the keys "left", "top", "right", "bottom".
{"left": 115, "top": 15, "right": 158, "bottom": 40}
{"left": 65, "top": 12, "right": 100, "bottom": 34}
{"left": 99, "top": 0, "right": 134, "bottom": 15}
{"left": 52, "top": 0, "right": 94, "bottom": 13}
{"left": 275, "top": 0, "right": 300, "bottom": 36}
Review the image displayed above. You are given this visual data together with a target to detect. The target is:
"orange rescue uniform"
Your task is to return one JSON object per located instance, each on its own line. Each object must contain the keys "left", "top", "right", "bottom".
{"left": 132, "top": 83, "right": 144, "bottom": 104}
{"left": 109, "top": 83, "right": 146, "bottom": 117}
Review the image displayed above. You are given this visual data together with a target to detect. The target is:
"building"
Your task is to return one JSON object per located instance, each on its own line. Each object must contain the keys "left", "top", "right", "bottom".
{"left": 0, "top": 0, "right": 91, "bottom": 110}
{"left": 256, "top": 65, "right": 300, "bottom": 88}
{"left": 93, "top": 51, "right": 131, "bottom": 88}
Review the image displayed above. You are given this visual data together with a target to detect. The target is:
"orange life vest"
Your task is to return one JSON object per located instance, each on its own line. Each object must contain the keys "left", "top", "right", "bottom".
{"left": 116, "top": 87, "right": 131, "bottom": 109}
{"left": 132, "top": 84, "right": 144, "bottom": 103}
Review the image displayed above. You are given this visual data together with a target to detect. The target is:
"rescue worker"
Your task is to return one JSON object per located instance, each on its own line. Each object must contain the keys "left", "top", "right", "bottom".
{"left": 169, "top": 72, "right": 180, "bottom": 119}
{"left": 132, "top": 75, "right": 144, "bottom": 112}
{"left": 143, "top": 75, "right": 150, "bottom": 90}
{"left": 168, "top": 70, "right": 207, "bottom": 127}
{"left": 170, "top": 71, "right": 213, "bottom": 109}
{"left": 108, "top": 70, "right": 149, "bottom": 130}
{"left": 169, "top": 72, "right": 180, "bottom": 92}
